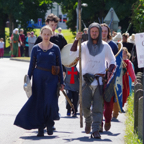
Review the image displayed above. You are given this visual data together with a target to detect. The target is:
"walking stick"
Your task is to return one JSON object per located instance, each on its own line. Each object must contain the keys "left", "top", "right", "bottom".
{"left": 78, "top": 0, "right": 83, "bottom": 128}
{"left": 62, "top": 90, "right": 75, "bottom": 113}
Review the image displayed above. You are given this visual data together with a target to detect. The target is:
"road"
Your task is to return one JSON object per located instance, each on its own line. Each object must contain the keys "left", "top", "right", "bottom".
{"left": 0, "top": 58, "right": 125, "bottom": 144}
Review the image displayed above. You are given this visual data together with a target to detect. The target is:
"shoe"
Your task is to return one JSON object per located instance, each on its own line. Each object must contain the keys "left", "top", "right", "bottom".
{"left": 91, "top": 131, "right": 101, "bottom": 139}
{"left": 47, "top": 126, "right": 53, "bottom": 135}
{"left": 67, "top": 109, "right": 71, "bottom": 116}
{"left": 85, "top": 123, "right": 91, "bottom": 134}
{"left": 104, "top": 122, "right": 111, "bottom": 131}
{"left": 37, "top": 128, "right": 44, "bottom": 137}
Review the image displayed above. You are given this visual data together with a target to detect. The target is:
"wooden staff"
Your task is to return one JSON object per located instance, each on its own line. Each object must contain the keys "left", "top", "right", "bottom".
{"left": 78, "top": 0, "right": 83, "bottom": 128}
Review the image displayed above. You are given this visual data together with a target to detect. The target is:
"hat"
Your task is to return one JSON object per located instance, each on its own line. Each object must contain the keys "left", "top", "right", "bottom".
{"left": 127, "top": 34, "right": 135, "bottom": 44}
{"left": 58, "top": 27, "right": 62, "bottom": 30}
{"left": 112, "top": 32, "right": 122, "bottom": 43}
{"left": 83, "top": 28, "right": 88, "bottom": 31}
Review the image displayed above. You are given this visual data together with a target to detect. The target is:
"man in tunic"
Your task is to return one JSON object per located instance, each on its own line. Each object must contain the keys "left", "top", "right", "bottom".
{"left": 101, "top": 23, "right": 118, "bottom": 131}
{"left": 70, "top": 22, "right": 116, "bottom": 139}
{"left": 19, "top": 29, "right": 25, "bottom": 57}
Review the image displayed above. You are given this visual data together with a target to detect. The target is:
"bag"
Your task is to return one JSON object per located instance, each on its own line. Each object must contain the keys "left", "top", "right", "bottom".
{"left": 51, "top": 66, "right": 60, "bottom": 75}
{"left": 83, "top": 73, "right": 95, "bottom": 85}
{"left": 23, "top": 75, "right": 32, "bottom": 98}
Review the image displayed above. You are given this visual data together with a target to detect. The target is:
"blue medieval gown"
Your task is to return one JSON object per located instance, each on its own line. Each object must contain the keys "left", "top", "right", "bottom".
{"left": 14, "top": 44, "right": 63, "bottom": 130}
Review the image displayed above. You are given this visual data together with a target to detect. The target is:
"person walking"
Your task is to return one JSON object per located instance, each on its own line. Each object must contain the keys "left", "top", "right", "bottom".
{"left": 14, "top": 25, "right": 64, "bottom": 137}
{"left": 70, "top": 22, "right": 116, "bottom": 139}
{"left": 28, "top": 31, "right": 36, "bottom": 57}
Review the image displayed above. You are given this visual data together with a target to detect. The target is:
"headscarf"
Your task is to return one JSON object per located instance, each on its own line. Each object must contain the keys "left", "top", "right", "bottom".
{"left": 87, "top": 22, "right": 104, "bottom": 56}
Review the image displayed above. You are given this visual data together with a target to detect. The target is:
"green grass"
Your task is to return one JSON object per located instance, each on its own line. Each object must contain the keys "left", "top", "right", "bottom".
{"left": 124, "top": 95, "right": 143, "bottom": 144}
{"left": 5, "top": 28, "right": 74, "bottom": 48}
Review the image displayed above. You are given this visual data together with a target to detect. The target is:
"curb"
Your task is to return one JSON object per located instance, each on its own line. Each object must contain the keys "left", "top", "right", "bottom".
{"left": 10, "top": 58, "right": 30, "bottom": 62}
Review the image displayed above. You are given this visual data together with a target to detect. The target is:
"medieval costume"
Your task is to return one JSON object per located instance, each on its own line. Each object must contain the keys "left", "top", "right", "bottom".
{"left": 122, "top": 59, "right": 136, "bottom": 106}
{"left": 103, "top": 40, "right": 118, "bottom": 131}
{"left": 11, "top": 29, "right": 21, "bottom": 57}
{"left": 14, "top": 44, "right": 64, "bottom": 135}
{"left": 70, "top": 23, "right": 116, "bottom": 138}
{"left": 34, "top": 33, "right": 67, "bottom": 51}
{"left": 64, "top": 66, "right": 79, "bottom": 117}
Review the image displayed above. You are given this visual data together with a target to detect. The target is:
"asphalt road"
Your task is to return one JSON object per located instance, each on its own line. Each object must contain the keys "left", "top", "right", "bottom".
{"left": 0, "top": 58, "right": 125, "bottom": 144}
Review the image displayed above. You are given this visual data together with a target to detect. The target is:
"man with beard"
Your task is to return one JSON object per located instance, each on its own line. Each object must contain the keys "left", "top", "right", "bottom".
{"left": 70, "top": 22, "right": 116, "bottom": 139}
{"left": 101, "top": 23, "right": 118, "bottom": 131}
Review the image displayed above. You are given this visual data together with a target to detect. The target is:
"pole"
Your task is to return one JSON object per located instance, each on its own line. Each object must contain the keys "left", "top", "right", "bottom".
{"left": 78, "top": 0, "right": 83, "bottom": 128}
{"left": 76, "top": 5, "right": 79, "bottom": 32}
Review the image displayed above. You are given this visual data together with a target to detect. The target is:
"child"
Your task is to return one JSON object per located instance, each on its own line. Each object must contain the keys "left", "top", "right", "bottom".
{"left": 64, "top": 65, "right": 79, "bottom": 117}
{"left": 122, "top": 47, "right": 137, "bottom": 107}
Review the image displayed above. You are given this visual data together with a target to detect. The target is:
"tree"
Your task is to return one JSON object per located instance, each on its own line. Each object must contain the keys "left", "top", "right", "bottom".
{"left": 131, "top": 0, "right": 144, "bottom": 32}
{"left": 0, "top": 0, "right": 52, "bottom": 37}
{"left": 56, "top": 0, "right": 137, "bottom": 34}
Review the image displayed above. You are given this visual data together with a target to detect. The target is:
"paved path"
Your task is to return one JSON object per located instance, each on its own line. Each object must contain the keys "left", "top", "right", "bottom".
{"left": 0, "top": 58, "right": 126, "bottom": 144}
{"left": 14, "top": 95, "right": 126, "bottom": 144}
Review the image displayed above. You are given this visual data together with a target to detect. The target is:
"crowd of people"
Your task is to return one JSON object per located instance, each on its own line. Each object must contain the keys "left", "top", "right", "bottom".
{"left": 13, "top": 13, "right": 140, "bottom": 139}
{"left": 10, "top": 29, "right": 37, "bottom": 57}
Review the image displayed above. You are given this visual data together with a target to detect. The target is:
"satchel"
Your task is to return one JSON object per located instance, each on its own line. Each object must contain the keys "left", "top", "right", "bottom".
{"left": 51, "top": 66, "right": 60, "bottom": 75}
{"left": 23, "top": 75, "right": 32, "bottom": 98}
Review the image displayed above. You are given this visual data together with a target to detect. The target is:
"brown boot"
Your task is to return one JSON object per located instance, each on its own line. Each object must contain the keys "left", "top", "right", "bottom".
{"left": 85, "top": 123, "right": 91, "bottom": 134}
{"left": 91, "top": 131, "right": 101, "bottom": 139}
{"left": 104, "top": 122, "right": 111, "bottom": 131}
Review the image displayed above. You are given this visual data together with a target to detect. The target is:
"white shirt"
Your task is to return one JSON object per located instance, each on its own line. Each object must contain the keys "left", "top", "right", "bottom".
{"left": 70, "top": 41, "right": 116, "bottom": 86}
{"left": 0, "top": 42, "right": 4, "bottom": 48}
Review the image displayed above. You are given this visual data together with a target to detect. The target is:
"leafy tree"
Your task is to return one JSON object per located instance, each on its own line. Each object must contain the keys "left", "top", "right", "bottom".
{"left": 56, "top": 0, "right": 137, "bottom": 34}
{"left": 0, "top": 0, "right": 52, "bottom": 38}
{"left": 131, "top": 0, "right": 144, "bottom": 32}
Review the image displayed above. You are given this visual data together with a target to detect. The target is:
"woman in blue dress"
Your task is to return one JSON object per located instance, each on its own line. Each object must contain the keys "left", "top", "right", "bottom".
{"left": 14, "top": 26, "right": 64, "bottom": 137}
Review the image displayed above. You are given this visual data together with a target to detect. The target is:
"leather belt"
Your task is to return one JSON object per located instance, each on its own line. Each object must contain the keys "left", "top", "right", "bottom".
{"left": 36, "top": 66, "right": 51, "bottom": 72}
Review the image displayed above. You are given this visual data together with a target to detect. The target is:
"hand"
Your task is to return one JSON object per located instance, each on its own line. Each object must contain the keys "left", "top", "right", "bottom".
{"left": 76, "top": 32, "right": 83, "bottom": 40}
{"left": 107, "top": 71, "right": 111, "bottom": 80}
{"left": 60, "top": 84, "right": 65, "bottom": 91}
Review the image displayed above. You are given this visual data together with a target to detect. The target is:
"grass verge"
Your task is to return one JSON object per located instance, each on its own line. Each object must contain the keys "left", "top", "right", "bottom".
{"left": 124, "top": 95, "right": 143, "bottom": 144}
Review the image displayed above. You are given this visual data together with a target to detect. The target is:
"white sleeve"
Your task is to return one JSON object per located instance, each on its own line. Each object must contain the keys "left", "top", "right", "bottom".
{"left": 105, "top": 44, "right": 116, "bottom": 67}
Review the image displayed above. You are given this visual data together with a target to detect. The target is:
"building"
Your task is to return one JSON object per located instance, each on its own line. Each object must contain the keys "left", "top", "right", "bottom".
{"left": 45, "top": 2, "right": 68, "bottom": 29}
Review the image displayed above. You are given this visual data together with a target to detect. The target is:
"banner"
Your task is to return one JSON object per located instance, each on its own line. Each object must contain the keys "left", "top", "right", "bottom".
{"left": 135, "top": 33, "right": 144, "bottom": 68}
{"left": 114, "top": 48, "right": 123, "bottom": 112}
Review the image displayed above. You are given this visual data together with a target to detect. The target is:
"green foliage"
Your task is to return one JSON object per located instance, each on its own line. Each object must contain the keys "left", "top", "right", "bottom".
{"left": 55, "top": 0, "right": 137, "bottom": 33}
{"left": 125, "top": 95, "right": 143, "bottom": 144}
{"left": 0, "top": 0, "right": 53, "bottom": 36}
{"left": 131, "top": 0, "right": 144, "bottom": 32}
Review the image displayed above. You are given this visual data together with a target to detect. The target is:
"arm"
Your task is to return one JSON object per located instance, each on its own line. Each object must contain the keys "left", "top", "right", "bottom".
{"left": 27, "top": 47, "right": 37, "bottom": 79}
{"left": 127, "top": 60, "right": 136, "bottom": 82}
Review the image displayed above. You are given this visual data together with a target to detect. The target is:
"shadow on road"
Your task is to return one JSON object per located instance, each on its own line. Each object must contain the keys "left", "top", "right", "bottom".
{"left": 63, "top": 136, "right": 112, "bottom": 142}
{"left": 20, "top": 135, "right": 58, "bottom": 140}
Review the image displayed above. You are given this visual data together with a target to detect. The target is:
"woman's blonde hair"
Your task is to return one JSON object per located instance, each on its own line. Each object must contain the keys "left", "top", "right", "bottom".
{"left": 41, "top": 26, "right": 53, "bottom": 35}
{"left": 127, "top": 52, "right": 131, "bottom": 59}
{"left": 122, "top": 47, "right": 128, "bottom": 54}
